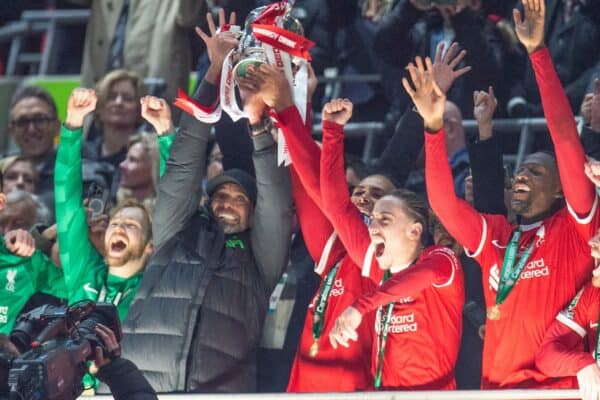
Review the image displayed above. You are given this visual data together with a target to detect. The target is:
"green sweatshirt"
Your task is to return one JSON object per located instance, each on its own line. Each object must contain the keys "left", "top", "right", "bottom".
{"left": 55, "top": 126, "right": 143, "bottom": 321}
{"left": 0, "top": 236, "right": 66, "bottom": 334}
{"left": 158, "top": 133, "right": 175, "bottom": 177}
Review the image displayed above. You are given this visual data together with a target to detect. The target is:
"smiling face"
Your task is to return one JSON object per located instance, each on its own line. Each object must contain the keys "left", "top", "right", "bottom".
{"left": 9, "top": 97, "right": 58, "bottom": 159}
{"left": 104, "top": 206, "right": 151, "bottom": 267}
{"left": 369, "top": 195, "right": 423, "bottom": 270}
{"left": 210, "top": 183, "right": 252, "bottom": 234}
{"left": 511, "top": 153, "right": 562, "bottom": 221}
{"left": 97, "top": 79, "right": 140, "bottom": 128}
{"left": 350, "top": 174, "right": 395, "bottom": 217}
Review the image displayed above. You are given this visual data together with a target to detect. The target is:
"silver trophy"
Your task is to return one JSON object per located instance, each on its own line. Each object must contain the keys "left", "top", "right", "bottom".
{"left": 233, "top": 3, "right": 305, "bottom": 78}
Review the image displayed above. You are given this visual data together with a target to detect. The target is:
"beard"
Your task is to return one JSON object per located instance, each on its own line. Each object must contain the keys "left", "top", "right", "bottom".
{"left": 218, "top": 219, "right": 245, "bottom": 234}
{"left": 105, "top": 242, "right": 146, "bottom": 267}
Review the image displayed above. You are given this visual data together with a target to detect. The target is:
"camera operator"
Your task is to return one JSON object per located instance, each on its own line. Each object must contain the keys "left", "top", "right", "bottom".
{"left": 0, "top": 322, "right": 156, "bottom": 400}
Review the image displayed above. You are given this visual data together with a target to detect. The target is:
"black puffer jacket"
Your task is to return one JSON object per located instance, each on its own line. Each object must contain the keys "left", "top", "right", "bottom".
{"left": 121, "top": 212, "right": 267, "bottom": 392}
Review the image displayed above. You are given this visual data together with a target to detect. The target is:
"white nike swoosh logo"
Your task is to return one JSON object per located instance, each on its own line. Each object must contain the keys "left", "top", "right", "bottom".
{"left": 591, "top": 322, "right": 598, "bottom": 328}
{"left": 83, "top": 283, "right": 99, "bottom": 295}
{"left": 491, "top": 240, "right": 508, "bottom": 249}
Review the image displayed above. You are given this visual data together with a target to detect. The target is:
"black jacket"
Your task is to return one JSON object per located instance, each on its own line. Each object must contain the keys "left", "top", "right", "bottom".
{"left": 97, "top": 358, "right": 157, "bottom": 400}
{"left": 119, "top": 81, "right": 293, "bottom": 393}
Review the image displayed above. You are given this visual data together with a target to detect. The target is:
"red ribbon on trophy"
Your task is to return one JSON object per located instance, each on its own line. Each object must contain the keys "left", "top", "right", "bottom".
{"left": 252, "top": 24, "right": 315, "bottom": 61}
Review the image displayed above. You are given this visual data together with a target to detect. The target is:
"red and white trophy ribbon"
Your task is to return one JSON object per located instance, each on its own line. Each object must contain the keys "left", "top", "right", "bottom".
{"left": 173, "top": 88, "right": 222, "bottom": 124}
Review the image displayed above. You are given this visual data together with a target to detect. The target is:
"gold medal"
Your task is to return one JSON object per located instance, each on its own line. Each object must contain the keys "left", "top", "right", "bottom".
{"left": 309, "top": 341, "right": 319, "bottom": 358}
{"left": 487, "top": 304, "right": 501, "bottom": 320}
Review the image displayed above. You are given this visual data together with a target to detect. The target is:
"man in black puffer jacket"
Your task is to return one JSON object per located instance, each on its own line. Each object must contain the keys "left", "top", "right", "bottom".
{"left": 118, "top": 13, "right": 293, "bottom": 393}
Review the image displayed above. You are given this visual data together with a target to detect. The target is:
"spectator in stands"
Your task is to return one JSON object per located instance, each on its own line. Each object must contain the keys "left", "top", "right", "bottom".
{"left": 373, "top": 0, "right": 503, "bottom": 118}
{"left": 6, "top": 86, "right": 59, "bottom": 219}
{"left": 82, "top": 69, "right": 145, "bottom": 172}
{"left": 118, "top": 11, "right": 293, "bottom": 393}
{"left": 116, "top": 134, "right": 159, "bottom": 209}
{"left": 535, "top": 157, "right": 600, "bottom": 400}
{"left": 414, "top": 0, "right": 597, "bottom": 388}
{"left": 72, "top": 0, "right": 205, "bottom": 102}
{"left": 507, "top": 0, "right": 600, "bottom": 117}
{"left": 0, "top": 190, "right": 50, "bottom": 235}
{"left": 0, "top": 156, "right": 37, "bottom": 195}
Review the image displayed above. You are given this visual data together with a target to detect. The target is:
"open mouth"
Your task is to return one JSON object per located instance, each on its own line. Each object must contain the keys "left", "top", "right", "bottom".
{"left": 375, "top": 243, "right": 385, "bottom": 258}
{"left": 217, "top": 212, "right": 238, "bottom": 224}
{"left": 110, "top": 239, "right": 127, "bottom": 252}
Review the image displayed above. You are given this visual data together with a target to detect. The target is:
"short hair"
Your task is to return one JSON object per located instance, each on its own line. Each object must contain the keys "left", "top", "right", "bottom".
{"left": 9, "top": 86, "right": 58, "bottom": 119}
{"left": 386, "top": 189, "right": 429, "bottom": 235}
{"left": 95, "top": 69, "right": 146, "bottom": 109}
{"left": 110, "top": 199, "right": 152, "bottom": 242}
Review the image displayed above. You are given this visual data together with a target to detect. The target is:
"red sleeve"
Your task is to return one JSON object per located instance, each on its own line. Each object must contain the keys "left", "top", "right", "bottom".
{"left": 275, "top": 106, "right": 323, "bottom": 206}
{"left": 530, "top": 48, "right": 596, "bottom": 223}
{"left": 425, "top": 129, "right": 485, "bottom": 254}
{"left": 291, "top": 167, "right": 345, "bottom": 275}
{"left": 535, "top": 319, "right": 594, "bottom": 377}
{"left": 319, "top": 120, "right": 375, "bottom": 274}
{"left": 352, "top": 246, "right": 457, "bottom": 315}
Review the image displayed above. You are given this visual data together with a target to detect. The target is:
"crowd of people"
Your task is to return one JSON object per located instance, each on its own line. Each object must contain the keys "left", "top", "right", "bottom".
{"left": 1, "top": 0, "right": 600, "bottom": 399}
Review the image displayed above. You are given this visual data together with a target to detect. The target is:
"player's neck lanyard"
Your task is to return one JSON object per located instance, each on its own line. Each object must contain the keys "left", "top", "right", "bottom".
{"left": 310, "top": 262, "right": 341, "bottom": 357}
{"left": 496, "top": 227, "right": 541, "bottom": 305}
{"left": 374, "top": 270, "right": 394, "bottom": 389}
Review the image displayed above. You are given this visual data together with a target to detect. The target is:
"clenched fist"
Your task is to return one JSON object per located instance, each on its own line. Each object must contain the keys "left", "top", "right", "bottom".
{"left": 5, "top": 229, "right": 36, "bottom": 258}
{"left": 322, "top": 99, "right": 353, "bottom": 126}
{"left": 66, "top": 88, "right": 97, "bottom": 129}
{"left": 140, "top": 96, "right": 173, "bottom": 136}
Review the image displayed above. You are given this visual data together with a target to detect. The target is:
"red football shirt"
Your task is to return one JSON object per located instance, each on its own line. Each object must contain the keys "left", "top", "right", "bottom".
{"left": 353, "top": 245, "right": 464, "bottom": 390}
{"left": 556, "top": 283, "right": 600, "bottom": 358}
{"left": 468, "top": 208, "right": 597, "bottom": 388}
{"left": 287, "top": 246, "right": 376, "bottom": 392}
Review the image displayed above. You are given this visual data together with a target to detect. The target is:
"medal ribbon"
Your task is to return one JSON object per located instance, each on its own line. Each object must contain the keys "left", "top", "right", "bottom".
{"left": 495, "top": 228, "right": 537, "bottom": 306}
{"left": 374, "top": 271, "right": 394, "bottom": 389}
{"left": 312, "top": 263, "right": 341, "bottom": 346}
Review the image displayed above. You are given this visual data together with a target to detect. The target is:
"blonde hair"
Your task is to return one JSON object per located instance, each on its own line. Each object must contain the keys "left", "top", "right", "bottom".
{"left": 110, "top": 198, "right": 153, "bottom": 242}
{"left": 95, "top": 69, "right": 146, "bottom": 109}
{"left": 115, "top": 133, "right": 160, "bottom": 211}
{"left": 0, "top": 155, "right": 39, "bottom": 186}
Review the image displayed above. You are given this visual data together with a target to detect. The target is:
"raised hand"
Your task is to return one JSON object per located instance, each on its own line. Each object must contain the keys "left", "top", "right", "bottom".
{"left": 432, "top": 42, "right": 472, "bottom": 94}
{"left": 577, "top": 363, "right": 600, "bottom": 400}
{"left": 141, "top": 96, "right": 173, "bottom": 136}
{"left": 66, "top": 88, "right": 97, "bottom": 129}
{"left": 513, "top": 0, "right": 546, "bottom": 54}
{"left": 329, "top": 306, "right": 362, "bottom": 349}
{"left": 245, "top": 64, "right": 294, "bottom": 112}
{"left": 86, "top": 207, "right": 109, "bottom": 257}
{"left": 473, "top": 86, "right": 498, "bottom": 140}
{"left": 322, "top": 98, "right": 353, "bottom": 126}
{"left": 195, "top": 9, "right": 239, "bottom": 83}
{"left": 5, "top": 229, "right": 36, "bottom": 258}
{"left": 584, "top": 156, "right": 600, "bottom": 188}
{"left": 402, "top": 56, "right": 446, "bottom": 132}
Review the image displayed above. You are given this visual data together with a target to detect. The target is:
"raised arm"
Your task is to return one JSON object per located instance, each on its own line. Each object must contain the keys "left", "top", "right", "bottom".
{"left": 153, "top": 11, "right": 237, "bottom": 250}
{"left": 319, "top": 100, "right": 375, "bottom": 271}
{"left": 514, "top": 0, "right": 596, "bottom": 217}
{"left": 140, "top": 95, "right": 175, "bottom": 178}
{"left": 56, "top": 89, "right": 105, "bottom": 302}
{"left": 373, "top": 42, "right": 471, "bottom": 186}
{"left": 469, "top": 86, "right": 507, "bottom": 215}
{"left": 403, "top": 56, "right": 484, "bottom": 252}
{"left": 246, "top": 64, "right": 342, "bottom": 277}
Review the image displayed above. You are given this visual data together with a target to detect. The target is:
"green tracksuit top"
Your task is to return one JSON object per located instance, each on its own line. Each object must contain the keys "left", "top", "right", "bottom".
{"left": 55, "top": 126, "right": 174, "bottom": 321}
{"left": 0, "top": 236, "right": 66, "bottom": 334}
